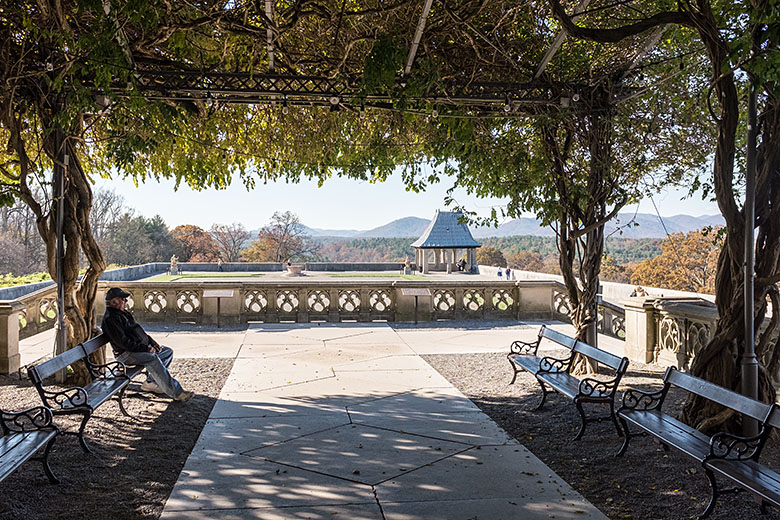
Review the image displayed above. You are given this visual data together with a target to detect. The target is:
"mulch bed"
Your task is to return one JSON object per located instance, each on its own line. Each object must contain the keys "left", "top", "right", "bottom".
{"left": 0, "top": 357, "right": 233, "bottom": 520}
{"left": 423, "top": 351, "right": 780, "bottom": 520}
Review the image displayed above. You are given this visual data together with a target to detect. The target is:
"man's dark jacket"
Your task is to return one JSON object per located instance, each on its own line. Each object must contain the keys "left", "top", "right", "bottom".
{"left": 102, "top": 306, "right": 154, "bottom": 356}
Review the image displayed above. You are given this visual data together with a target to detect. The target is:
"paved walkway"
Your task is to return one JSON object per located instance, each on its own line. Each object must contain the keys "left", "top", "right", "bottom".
{"left": 20, "top": 322, "right": 613, "bottom": 519}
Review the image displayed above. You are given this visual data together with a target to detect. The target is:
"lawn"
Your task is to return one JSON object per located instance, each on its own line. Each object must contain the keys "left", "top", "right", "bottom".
{"left": 326, "top": 272, "right": 428, "bottom": 280}
{"left": 147, "top": 272, "right": 265, "bottom": 281}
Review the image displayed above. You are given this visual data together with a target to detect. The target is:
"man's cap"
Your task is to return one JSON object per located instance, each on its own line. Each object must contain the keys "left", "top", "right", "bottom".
{"left": 105, "top": 287, "right": 131, "bottom": 301}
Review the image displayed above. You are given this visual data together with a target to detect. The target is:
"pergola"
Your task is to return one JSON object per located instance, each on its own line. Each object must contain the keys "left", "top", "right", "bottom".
{"left": 3, "top": 1, "right": 764, "bottom": 426}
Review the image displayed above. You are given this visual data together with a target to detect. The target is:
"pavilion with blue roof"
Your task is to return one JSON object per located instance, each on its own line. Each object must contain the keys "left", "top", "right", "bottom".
{"left": 411, "top": 210, "right": 481, "bottom": 274}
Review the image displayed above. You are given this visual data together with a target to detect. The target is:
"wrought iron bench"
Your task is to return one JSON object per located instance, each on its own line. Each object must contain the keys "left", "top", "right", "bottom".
{"left": 507, "top": 325, "right": 629, "bottom": 439}
{"left": 27, "top": 334, "right": 143, "bottom": 453}
{"left": 618, "top": 367, "right": 777, "bottom": 518}
{"left": 0, "top": 405, "right": 59, "bottom": 484}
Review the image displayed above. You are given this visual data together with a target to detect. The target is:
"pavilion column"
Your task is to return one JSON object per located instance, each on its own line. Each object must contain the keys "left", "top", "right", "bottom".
{"left": 446, "top": 249, "right": 453, "bottom": 274}
{"left": 422, "top": 249, "right": 429, "bottom": 274}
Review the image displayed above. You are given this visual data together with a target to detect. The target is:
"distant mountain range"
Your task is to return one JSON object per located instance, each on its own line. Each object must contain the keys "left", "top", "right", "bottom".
{"left": 303, "top": 213, "right": 726, "bottom": 240}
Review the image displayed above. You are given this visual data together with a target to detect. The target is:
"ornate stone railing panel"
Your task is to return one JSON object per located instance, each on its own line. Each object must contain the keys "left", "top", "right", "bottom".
{"left": 651, "top": 298, "right": 717, "bottom": 370}
{"left": 598, "top": 299, "right": 626, "bottom": 340}
{"left": 16, "top": 286, "right": 59, "bottom": 340}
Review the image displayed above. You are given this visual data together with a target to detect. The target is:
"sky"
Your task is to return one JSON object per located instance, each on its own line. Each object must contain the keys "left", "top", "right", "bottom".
{"left": 93, "top": 168, "right": 721, "bottom": 232}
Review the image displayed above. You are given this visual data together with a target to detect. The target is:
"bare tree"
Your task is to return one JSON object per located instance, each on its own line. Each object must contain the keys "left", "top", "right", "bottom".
{"left": 242, "top": 211, "right": 321, "bottom": 262}
{"left": 210, "top": 223, "right": 251, "bottom": 262}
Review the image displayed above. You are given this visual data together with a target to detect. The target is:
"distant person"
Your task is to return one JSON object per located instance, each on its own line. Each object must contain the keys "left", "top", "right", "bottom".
{"left": 630, "top": 286, "right": 648, "bottom": 297}
{"left": 497, "top": 267, "right": 503, "bottom": 279}
{"left": 102, "top": 287, "right": 194, "bottom": 402}
{"left": 505, "top": 266, "right": 512, "bottom": 280}
{"left": 217, "top": 258, "right": 223, "bottom": 272}
{"left": 458, "top": 259, "right": 466, "bottom": 271}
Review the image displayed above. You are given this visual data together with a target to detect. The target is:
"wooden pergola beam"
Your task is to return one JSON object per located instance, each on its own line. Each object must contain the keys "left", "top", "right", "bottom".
{"left": 533, "top": 0, "right": 591, "bottom": 80}
{"left": 405, "top": 0, "right": 435, "bottom": 76}
{"left": 624, "top": 24, "right": 670, "bottom": 73}
{"left": 266, "top": 0, "right": 275, "bottom": 71}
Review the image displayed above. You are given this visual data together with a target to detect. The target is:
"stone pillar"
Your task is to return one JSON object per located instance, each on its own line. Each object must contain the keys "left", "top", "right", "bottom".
{"left": 446, "top": 249, "right": 452, "bottom": 274}
{"left": 422, "top": 249, "right": 429, "bottom": 274}
{"left": 0, "top": 302, "right": 23, "bottom": 374}
{"left": 623, "top": 297, "right": 657, "bottom": 363}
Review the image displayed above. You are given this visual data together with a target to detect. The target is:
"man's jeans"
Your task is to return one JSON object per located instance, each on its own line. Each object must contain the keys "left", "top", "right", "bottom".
{"left": 116, "top": 346, "right": 183, "bottom": 398}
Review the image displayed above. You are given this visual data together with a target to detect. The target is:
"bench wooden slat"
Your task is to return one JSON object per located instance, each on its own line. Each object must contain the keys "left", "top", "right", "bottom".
{"left": 707, "top": 458, "right": 780, "bottom": 505}
{"left": 620, "top": 408, "right": 711, "bottom": 461}
{"left": 508, "top": 354, "right": 543, "bottom": 374}
{"left": 540, "top": 327, "right": 577, "bottom": 350}
{"left": 573, "top": 341, "right": 626, "bottom": 370}
{"left": 537, "top": 371, "right": 580, "bottom": 399}
{"left": 0, "top": 430, "right": 57, "bottom": 482}
{"left": 81, "top": 379, "right": 131, "bottom": 409}
{"left": 81, "top": 334, "right": 109, "bottom": 356}
{"left": 29, "top": 346, "right": 87, "bottom": 382}
{"left": 666, "top": 369, "right": 772, "bottom": 422}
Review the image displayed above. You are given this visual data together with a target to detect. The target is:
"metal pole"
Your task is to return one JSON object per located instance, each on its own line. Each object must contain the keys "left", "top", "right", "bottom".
{"left": 742, "top": 80, "right": 759, "bottom": 436}
{"left": 54, "top": 128, "right": 68, "bottom": 372}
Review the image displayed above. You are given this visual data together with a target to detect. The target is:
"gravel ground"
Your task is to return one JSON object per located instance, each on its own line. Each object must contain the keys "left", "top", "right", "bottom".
{"left": 0, "top": 357, "right": 233, "bottom": 520}
{"left": 423, "top": 351, "right": 780, "bottom": 520}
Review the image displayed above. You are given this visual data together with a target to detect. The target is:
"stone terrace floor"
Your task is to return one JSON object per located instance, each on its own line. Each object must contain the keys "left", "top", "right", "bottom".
{"left": 20, "top": 322, "right": 623, "bottom": 520}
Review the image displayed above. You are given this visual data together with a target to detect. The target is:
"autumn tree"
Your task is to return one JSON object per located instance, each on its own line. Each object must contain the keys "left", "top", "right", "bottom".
{"left": 210, "top": 223, "right": 251, "bottom": 262}
{"left": 476, "top": 246, "right": 508, "bottom": 267}
{"left": 506, "top": 251, "right": 545, "bottom": 273}
{"left": 631, "top": 229, "right": 721, "bottom": 293}
{"left": 170, "top": 225, "right": 220, "bottom": 262}
{"left": 242, "top": 212, "right": 319, "bottom": 262}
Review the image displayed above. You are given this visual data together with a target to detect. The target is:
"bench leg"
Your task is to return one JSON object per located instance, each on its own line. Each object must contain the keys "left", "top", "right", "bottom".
{"left": 698, "top": 468, "right": 719, "bottom": 520}
{"left": 40, "top": 435, "right": 59, "bottom": 484}
{"left": 116, "top": 384, "right": 134, "bottom": 419}
{"left": 508, "top": 359, "right": 520, "bottom": 385}
{"left": 76, "top": 412, "right": 93, "bottom": 454}
{"left": 616, "top": 417, "right": 631, "bottom": 457}
{"left": 609, "top": 401, "right": 623, "bottom": 437}
{"left": 573, "top": 400, "right": 587, "bottom": 440}
{"left": 533, "top": 378, "right": 548, "bottom": 411}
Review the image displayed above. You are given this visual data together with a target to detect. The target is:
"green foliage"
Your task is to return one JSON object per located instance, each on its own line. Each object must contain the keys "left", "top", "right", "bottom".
{"left": 363, "top": 36, "right": 405, "bottom": 95}
{"left": 0, "top": 272, "right": 51, "bottom": 288}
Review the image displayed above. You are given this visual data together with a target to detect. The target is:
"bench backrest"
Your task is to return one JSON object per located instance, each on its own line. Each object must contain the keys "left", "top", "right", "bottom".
{"left": 573, "top": 340, "right": 629, "bottom": 372}
{"left": 28, "top": 344, "right": 88, "bottom": 385}
{"left": 81, "top": 334, "right": 109, "bottom": 356}
{"left": 666, "top": 368, "right": 772, "bottom": 423}
{"left": 764, "top": 405, "right": 780, "bottom": 430}
{"left": 540, "top": 327, "right": 578, "bottom": 350}
{"left": 27, "top": 334, "right": 109, "bottom": 386}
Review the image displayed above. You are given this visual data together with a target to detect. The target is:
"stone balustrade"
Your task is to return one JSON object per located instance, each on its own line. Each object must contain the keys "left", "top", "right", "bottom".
{"left": 0, "top": 278, "right": 574, "bottom": 373}
{"left": 7, "top": 274, "right": 745, "bottom": 376}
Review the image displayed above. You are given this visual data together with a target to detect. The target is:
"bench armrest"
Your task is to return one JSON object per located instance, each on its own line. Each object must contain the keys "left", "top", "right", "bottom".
{"left": 620, "top": 388, "right": 666, "bottom": 411}
{"left": 40, "top": 386, "right": 89, "bottom": 410}
{"left": 86, "top": 359, "right": 128, "bottom": 379}
{"left": 509, "top": 338, "right": 540, "bottom": 356}
{"left": 708, "top": 430, "right": 766, "bottom": 461}
{"left": 1, "top": 406, "right": 55, "bottom": 433}
{"left": 538, "top": 354, "right": 571, "bottom": 374}
{"left": 578, "top": 376, "right": 619, "bottom": 398}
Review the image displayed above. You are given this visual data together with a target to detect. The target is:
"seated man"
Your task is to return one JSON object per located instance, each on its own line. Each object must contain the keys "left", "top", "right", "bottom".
{"left": 101, "top": 287, "right": 194, "bottom": 402}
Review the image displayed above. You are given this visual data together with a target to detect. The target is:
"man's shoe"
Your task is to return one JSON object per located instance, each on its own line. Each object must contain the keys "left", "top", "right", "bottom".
{"left": 174, "top": 390, "right": 195, "bottom": 402}
{"left": 141, "top": 381, "right": 164, "bottom": 394}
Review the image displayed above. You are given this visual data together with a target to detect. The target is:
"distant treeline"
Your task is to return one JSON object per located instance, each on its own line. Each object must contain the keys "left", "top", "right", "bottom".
{"left": 315, "top": 235, "right": 662, "bottom": 264}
